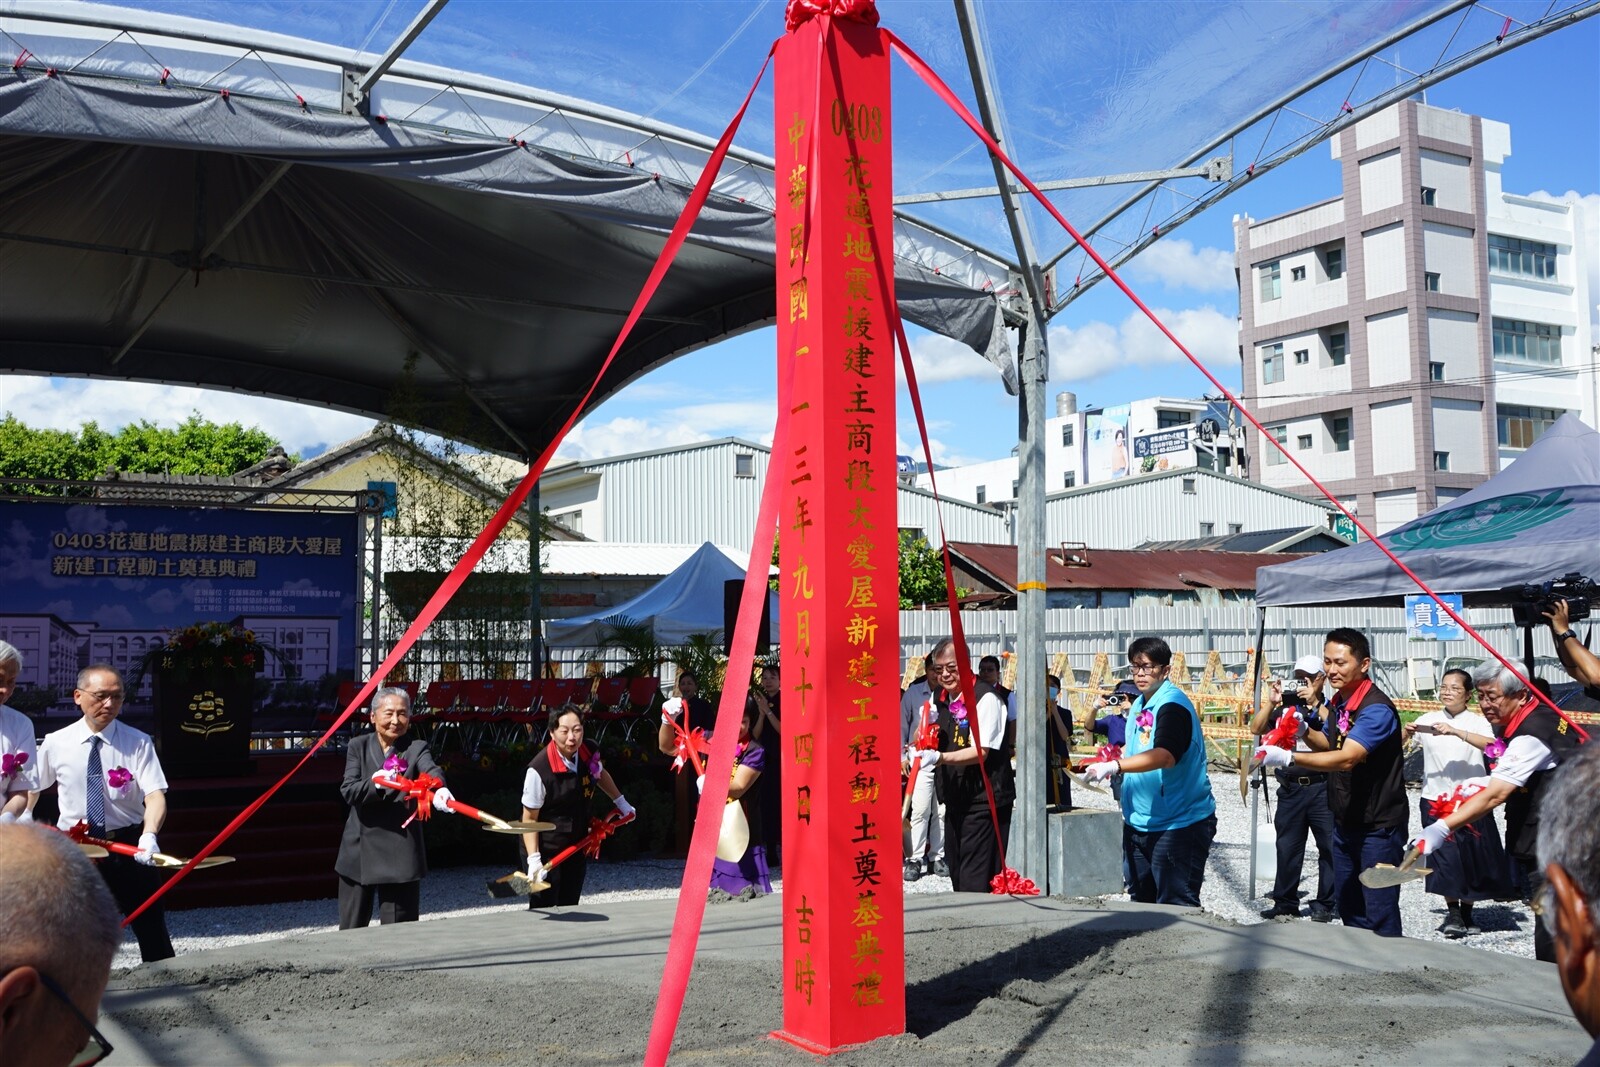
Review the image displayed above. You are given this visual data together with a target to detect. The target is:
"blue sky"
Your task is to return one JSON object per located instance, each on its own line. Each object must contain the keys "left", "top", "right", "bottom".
{"left": 3, "top": 6, "right": 1595, "bottom": 469}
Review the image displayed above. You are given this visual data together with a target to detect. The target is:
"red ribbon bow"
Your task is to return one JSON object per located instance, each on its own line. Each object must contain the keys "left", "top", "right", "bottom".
{"left": 1262, "top": 708, "right": 1302, "bottom": 751}
{"left": 375, "top": 772, "right": 444, "bottom": 828}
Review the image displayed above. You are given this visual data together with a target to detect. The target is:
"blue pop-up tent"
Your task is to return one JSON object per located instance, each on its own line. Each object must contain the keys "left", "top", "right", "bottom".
{"left": 544, "top": 541, "right": 778, "bottom": 648}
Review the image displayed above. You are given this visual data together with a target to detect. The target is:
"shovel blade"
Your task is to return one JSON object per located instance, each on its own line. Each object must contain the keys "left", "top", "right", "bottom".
{"left": 717, "top": 801, "right": 750, "bottom": 863}
{"left": 1358, "top": 862, "right": 1431, "bottom": 888}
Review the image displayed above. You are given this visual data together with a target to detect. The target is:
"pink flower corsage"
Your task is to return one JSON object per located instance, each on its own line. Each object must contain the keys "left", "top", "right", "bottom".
{"left": 587, "top": 751, "right": 603, "bottom": 778}
{"left": 382, "top": 753, "right": 408, "bottom": 776}
{"left": 1484, "top": 738, "right": 1506, "bottom": 762}
{"left": 0, "top": 751, "right": 27, "bottom": 778}
{"left": 1337, "top": 710, "right": 1351, "bottom": 735}
{"left": 1135, "top": 710, "right": 1153, "bottom": 731}
{"left": 950, "top": 696, "right": 968, "bottom": 724}
{"left": 106, "top": 766, "right": 133, "bottom": 792}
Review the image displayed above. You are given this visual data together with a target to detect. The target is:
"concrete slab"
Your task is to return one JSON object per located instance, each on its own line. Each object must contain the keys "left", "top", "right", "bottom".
{"left": 99, "top": 893, "right": 1588, "bottom": 1066}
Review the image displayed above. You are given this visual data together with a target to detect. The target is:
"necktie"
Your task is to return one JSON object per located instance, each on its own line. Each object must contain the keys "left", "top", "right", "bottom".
{"left": 86, "top": 735, "right": 106, "bottom": 837}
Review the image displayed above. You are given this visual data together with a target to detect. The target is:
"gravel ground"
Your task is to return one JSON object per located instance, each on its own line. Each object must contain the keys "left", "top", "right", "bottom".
{"left": 116, "top": 770, "right": 1537, "bottom": 972}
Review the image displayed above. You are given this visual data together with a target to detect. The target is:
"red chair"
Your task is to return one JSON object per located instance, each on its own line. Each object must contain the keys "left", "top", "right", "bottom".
{"left": 593, "top": 676, "right": 628, "bottom": 711}
{"left": 424, "top": 680, "right": 462, "bottom": 714}
{"left": 620, "top": 676, "right": 663, "bottom": 741}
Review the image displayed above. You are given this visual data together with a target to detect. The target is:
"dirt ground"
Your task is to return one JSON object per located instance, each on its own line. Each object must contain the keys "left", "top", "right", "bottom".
{"left": 100, "top": 894, "right": 1588, "bottom": 1067}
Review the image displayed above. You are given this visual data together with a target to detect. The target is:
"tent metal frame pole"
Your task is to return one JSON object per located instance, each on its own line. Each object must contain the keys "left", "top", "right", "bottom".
{"left": 1247, "top": 605, "right": 1268, "bottom": 898}
{"left": 954, "top": 0, "right": 1051, "bottom": 891}
{"left": 345, "top": 0, "right": 452, "bottom": 114}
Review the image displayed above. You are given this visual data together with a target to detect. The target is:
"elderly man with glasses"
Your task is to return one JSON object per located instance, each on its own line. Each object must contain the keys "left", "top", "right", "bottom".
{"left": 0, "top": 821, "right": 122, "bottom": 1067}
{"left": 33, "top": 664, "right": 174, "bottom": 962}
{"left": 1414, "top": 660, "right": 1585, "bottom": 961}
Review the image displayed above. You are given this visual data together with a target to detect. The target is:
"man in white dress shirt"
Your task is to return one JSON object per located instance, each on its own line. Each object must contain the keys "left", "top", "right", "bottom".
{"left": 35, "top": 664, "right": 174, "bottom": 962}
{"left": 0, "top": 641, "right": 40, "bottom": 821}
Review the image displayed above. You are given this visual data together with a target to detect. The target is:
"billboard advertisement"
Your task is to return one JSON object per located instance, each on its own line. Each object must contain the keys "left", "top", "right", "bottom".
{"left": 1085, "top": 404, "right": 1131, "bottom": 482}
{"left": 0, "top": 500, "right": 360, "bottom": 718}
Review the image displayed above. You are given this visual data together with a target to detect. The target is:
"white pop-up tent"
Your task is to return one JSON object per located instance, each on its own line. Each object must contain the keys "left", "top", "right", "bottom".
{"left": 544, "top": 541, "right": 778, "bottom": 648}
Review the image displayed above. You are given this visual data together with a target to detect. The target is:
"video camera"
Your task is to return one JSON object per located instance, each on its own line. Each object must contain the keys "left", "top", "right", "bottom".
{"left": 1503, "top": 572, "right": 1597, "bottom": 628}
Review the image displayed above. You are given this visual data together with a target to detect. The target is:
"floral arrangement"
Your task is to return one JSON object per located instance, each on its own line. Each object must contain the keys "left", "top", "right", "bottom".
{"left": 1135, "top": 709, "right": 1153, "bottom": 731}
{"left": 1484, "top": 738, "right": 1506, "bottom": 762}
{"left": 949, "top": 695, "right": 968, "bottom": 724}
{"left": 137, "top": 620, "right": 281, "bottom": 685}
{"left": 106, "top": 766, "right": 133, "bottom": 793}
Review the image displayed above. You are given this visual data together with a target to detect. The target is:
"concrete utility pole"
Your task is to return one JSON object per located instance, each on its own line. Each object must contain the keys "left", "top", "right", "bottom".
{"left": 954, "top": 0, "right": 1050, "bottom": 892}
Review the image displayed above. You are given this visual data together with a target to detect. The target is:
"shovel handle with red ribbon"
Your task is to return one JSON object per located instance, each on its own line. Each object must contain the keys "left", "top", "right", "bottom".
{"left": 374, "top": 773, "right": 552, "bottom": 834}
{"left": 543, "top": 809, "right": 636, "bottom": 876}
{"left": 902, "top": 722, "right": 941, "bottom": 826}
{"left": 64, "top": 820, "right": 234, "bottom": 869}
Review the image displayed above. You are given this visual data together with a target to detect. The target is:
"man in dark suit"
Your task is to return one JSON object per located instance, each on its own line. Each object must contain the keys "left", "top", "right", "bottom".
{"left": 336, "top": 687, "right": 453, "bottom": 930}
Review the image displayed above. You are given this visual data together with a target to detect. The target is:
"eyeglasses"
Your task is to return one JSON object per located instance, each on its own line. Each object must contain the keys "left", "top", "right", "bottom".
{"left": 1128, "top": 662, "right": 1163, "bottom": 675}
{"left": 81, "top": 691, "right": 124, "bottom": 704}
{"left": 930, "top": 662, "right": 960, "bottom": 675}
{"left": 37, "top": 972, "right": 113, "bottom": 1067}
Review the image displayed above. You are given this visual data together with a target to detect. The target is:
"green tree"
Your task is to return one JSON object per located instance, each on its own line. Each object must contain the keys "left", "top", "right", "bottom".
{"left": 0, "top": 413, "right": 287, "bottom": 487}
{"left": 899, "top": 529, "right": 956, "bottom": 608}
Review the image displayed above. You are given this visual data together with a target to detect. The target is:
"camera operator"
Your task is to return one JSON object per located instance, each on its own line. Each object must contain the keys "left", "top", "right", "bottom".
{"left": 1250, "top": 655, "right": 1336, "bottom": 922}
{"left": 1545, "top": 599, "right": 1600, "bottom": 689}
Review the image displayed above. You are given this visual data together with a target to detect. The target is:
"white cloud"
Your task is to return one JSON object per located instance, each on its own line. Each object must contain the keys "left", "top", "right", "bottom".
{"left": 0, "top": 377, "right": 375, "bottom": 458}
{"left": 1046, "top": 305, "right": 1238, "bottom": 383}
{"left": 1121, "top": 239, "right": 1236, "bottom": 292}
{"left": 556, "top": 396, "right": 781, "bottom": 461}
{"left": 894, "top": 429, "right": 981, "bottom": 469}
{"left": 905, "top": 332, "right": 1003, "bottom": 384}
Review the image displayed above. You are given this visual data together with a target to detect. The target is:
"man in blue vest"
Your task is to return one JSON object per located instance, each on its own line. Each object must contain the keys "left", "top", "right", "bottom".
{"left": 1085, "top": 636, "right": 1217, "bottom": 906}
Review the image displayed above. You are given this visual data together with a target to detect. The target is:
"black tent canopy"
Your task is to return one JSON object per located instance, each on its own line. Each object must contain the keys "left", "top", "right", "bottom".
{"left": 0, "top": 7, "right": 1011, "bottom": 456}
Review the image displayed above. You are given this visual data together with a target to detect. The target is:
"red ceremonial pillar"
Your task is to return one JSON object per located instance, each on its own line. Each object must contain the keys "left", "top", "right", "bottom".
{"left": 771, "top": 4, "right": 905, "bottom": 1053}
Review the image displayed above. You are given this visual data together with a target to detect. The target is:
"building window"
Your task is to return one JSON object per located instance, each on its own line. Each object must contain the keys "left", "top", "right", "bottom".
{"left": 1266, "top": 425, "right": 1287, "bottom": 466}
{"left": 1424, "top": 271, "right": 1440, "bottom": 292}
{"left": 1261, "top": 343, "right": 1285, "bottom": 384}
{"left": 1182, "top": 477, "right": 1196, "bottom": 494}
{"left": 1228, "top": 523, "right": 1243, "bottom": 535}
{"left": 1011, "top": 480, "right": 1019, "bottom": 497}
{"left": 1297, "top": 434, "right": 1313, "bottom": 450}
{"left": 1200, "top": 522, "right": 1215, "bottom": 536}
{"left": 735, "top": 453, "right": 755, "bottom": 478}
{"left": 1063, "top": 471, "right": 1076, "bottom": 488}
{"left": 1328, "top": 413, "right": 1352, "bottom": 452}
{"left": 1157, "top": 409, "right": 1192, "bottom": 429}
{"left": 1061, "top": 424, "right": 1074, "bottom": 447}
{"left": 1420, "top": 186, "right": 1437, "bottom": 206}
{"left": 1489, "top": 234, "right": 1557, "bottom": 280}
{"left": 1429, "top": 361, "right": 1445, "bottom": 381}
{"left": 1259, "top": 261, "right": 1281, "bottom": 302}
{"left": 1498, "top": 404, "right": 1563, "bottom": 450}
{"left": 1291, "top": 265, "right": 1306, "bottom": 282}
{"left": 1492, "top": 317, "right": 1562, "bottom": 365}
{"left": 552, "top": 510, "right": 583, "bottom": 534}
{"left": 1294, "top": 348, "right": 1309, "bottom": 365}
{"left": 976, "top": 485, "right": 987, "bottom": 504}
{"left": 1323, "top": 246, "right": 1344, "bottom": 281}
{"left": 1328, "top": 331, "right": 1347, "bottom": 367}
{"left": 1434, "top": 451, "right": 1450, "bottom": 471}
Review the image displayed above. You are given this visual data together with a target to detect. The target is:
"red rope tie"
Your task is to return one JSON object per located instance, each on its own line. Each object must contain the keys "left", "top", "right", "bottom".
{"left": 13, "top": 48, "right": 32, "bottom": 70}
{"left": 1497, "top": 16, "right": 1512, "bottom": 41}
{"left": 45, "top": 68, "right": 56, "bottom": 79}
{"left": 375, "top": 113, "right": 388, "bottom": 124}
{"left": 219, "top": 88, "right": 229, "bottom": 99}
{"left": 1340, "top": 100, "right": 1353, "bottom": 114}
{"left": 295, "top": 93, "right": 306, "bottom": 110}
{"left": 159, "top": 67, "right": 170, "bottom": 85}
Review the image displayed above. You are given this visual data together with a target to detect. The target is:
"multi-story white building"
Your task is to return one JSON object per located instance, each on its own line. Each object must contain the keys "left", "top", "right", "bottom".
{"left": 912, "top": 393, "right": 1243, "bottom": 505}
{"left": 1234, "top": 99, "right": 1597, "bottom": 533}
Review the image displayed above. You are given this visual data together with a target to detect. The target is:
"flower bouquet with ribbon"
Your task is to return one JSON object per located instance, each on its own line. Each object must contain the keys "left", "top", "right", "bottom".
{"left": 134, "top": 620, "right": 284, "bottom": 687}
{"left": 0, "top": 750, "right": 27, "bottom": 784}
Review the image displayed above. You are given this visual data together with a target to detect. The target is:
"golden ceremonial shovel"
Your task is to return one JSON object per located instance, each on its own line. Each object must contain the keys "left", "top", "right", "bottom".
{"left": 440, "top": 797, "right": 554, "bottom": 835}
{"left": 717, "top": 799, "right": 750, "bottom": 863}
{"left": 147, "top": 852, "right": 235, "bottom": 870}
{"left": 77, "top": 843, "right": 109, "bottom": 859}
{"left": 1359, "top": 845, "right": 1430, "bottom": 889}
{"left": 487, "top": 870, "right": 551, "bottom": 898}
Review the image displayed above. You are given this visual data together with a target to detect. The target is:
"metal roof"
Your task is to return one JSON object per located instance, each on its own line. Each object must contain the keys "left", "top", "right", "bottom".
{"left": 948, "top": 541, "right": 1313, "bottom": 592}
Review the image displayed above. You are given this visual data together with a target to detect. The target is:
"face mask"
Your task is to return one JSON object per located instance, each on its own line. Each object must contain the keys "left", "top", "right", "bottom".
{"left": 1048, "top": 687, "right": 1060, "bottom": 700}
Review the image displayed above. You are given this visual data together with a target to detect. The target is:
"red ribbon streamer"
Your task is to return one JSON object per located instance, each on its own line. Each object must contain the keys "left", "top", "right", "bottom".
{"left": 123, "top": 44, "right": 783, "bottom": 930}
{"left": 881, "top": 28, "right": 1586, "bottom": 745}
{"left": 373, "top": 772, "right": 443, "bottom": 827}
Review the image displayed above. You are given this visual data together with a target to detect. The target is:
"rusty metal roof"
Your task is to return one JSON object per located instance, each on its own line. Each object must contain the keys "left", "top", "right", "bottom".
{"left": 948, "top": 542, "right": 1313, "bottom": 593}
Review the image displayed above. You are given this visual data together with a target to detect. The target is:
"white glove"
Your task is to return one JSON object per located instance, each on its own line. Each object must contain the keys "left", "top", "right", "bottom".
{"left": 135, "top": 832, "right": 159, "bottom": 865}
{"left": 526, "top": 852, "right": 544, "bottom": 881}
{"left": 1083, "top": 760, "right": 1120, "bottom": 784}
{"left": 916, "top": 749, "right": 942, "bottom": 768}
{"left": 614, "top": 795, "right": 635, "bottom": 818}
{"left": 1254, "top": 746, "right": 1293, "bottom": 770}
{"left": 431, "top": 787, "right": 454, "bottom": 812}
{"left": 1416, "top": 821, "right": 1453, "bottom": 856}
{"left": 16, "top": 809, "right": 31, "bottom": 824}
{"left": 661, "top": 697, "right": 685, "bottom": 725}
{"left": 371, "top": 768, "right": 400, "bottom": 785}
{"left": 695, "top": 774, "right": 706, "bottom": 794}
{"left": 0, "top": 811, "right": 15, "bottom": 824}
